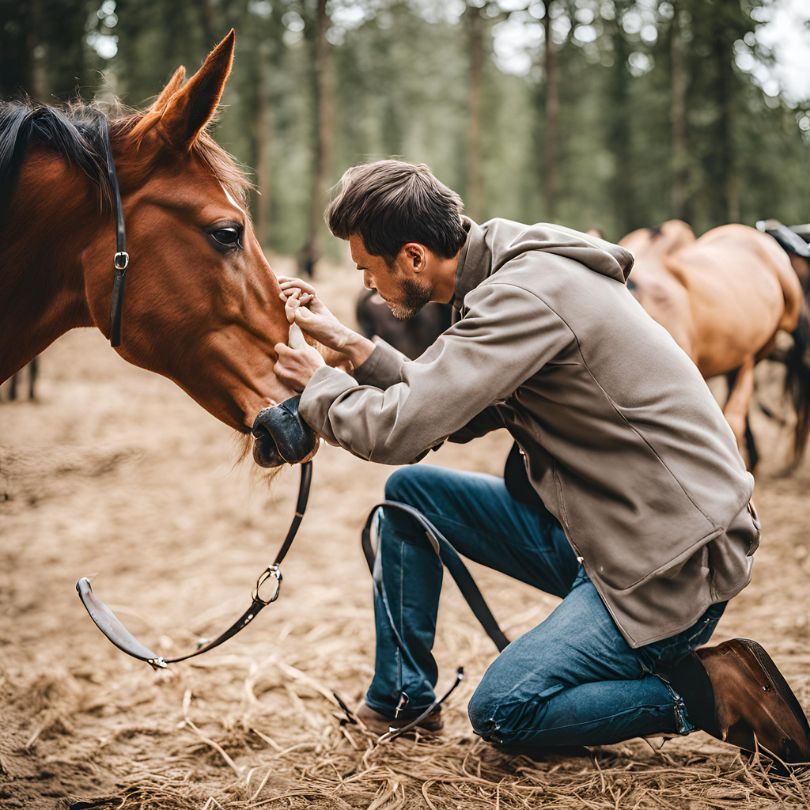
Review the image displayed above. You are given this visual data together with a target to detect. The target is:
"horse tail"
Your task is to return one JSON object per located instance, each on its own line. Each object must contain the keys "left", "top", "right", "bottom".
{"left": 785, "top": 304, "right": 810, "bottom": 465}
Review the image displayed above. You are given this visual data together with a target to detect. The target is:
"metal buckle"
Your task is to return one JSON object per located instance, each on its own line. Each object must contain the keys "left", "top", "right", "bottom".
{"left": 114, "top": 251, "right": 130, "bottom": 271}
{"left": 253, "top": 565, "right": 282, "bottom": 605}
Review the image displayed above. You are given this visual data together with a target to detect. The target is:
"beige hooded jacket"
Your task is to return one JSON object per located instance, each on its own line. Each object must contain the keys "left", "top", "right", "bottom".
{"left": 300, "top": 218, "right": 758, "bottom": 647}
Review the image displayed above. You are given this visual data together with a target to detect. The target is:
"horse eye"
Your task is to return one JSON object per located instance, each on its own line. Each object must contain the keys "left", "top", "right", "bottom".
{"left": 209, "top": 226, "right": 243, "bottom": 249}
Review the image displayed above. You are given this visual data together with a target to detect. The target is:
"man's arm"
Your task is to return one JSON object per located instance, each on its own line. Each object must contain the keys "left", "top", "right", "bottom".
{"left": 299, "top": 279, "right": 574, "bottom": 464}
{"left": 447, "top": 406, "right": 505, "bottom": 444}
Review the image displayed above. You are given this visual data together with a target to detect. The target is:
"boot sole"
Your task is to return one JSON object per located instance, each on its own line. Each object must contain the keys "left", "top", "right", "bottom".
{"left": 729, "top": 638, "right": 810, "bottom": 763}
{"left": 354, "top": 705, "right": 443, "bottom": 737}
{"left": 359, "top": 717, "right": 444, "bottom": 737}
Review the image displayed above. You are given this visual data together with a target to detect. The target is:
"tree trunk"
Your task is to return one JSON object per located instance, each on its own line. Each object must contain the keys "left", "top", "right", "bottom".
{"left": 304, "top": 0, "right": 333, "bottom": 277}
{"left": 606, "top": 0, "right": 637, "bottom": 234}
{"left": 254, "top": 42, "right": 272, "bottom": 248}
{"left": 465, "top": 3, "right": 484, "bottom": 221}
{"left": 719, "top": 36, "right": 738, "bottom": 221}
{"left": 670, "top": 0, "right": 688, "bottom": 218}
{"left": 711, "top": 8, "right": 738, "bottom": 223}
{"left": 198, "top": 0, "right": 215, "bottom": 48}
{"left": 543, "top": 0, "right": 558, "bottom": 220}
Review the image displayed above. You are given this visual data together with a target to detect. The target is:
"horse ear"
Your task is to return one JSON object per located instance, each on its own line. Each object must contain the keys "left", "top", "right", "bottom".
{"left": 158, "top": 30, "right": 235, "bottom": 151}
{"left": 151, "top": 66, "right": 187, "bottom": 113}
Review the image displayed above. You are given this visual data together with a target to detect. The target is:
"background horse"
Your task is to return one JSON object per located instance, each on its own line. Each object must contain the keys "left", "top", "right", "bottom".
{"left": 2, "top": 357, "right": 38, "bottom": 401}
{"left": 355, "top": 289, "right": 453, "bottom": 360}
{"left": 0, "top": 32, "right": 293, "bottom": 467}
{"left": 620, "top": 221, "right": 809, "bottom": 469}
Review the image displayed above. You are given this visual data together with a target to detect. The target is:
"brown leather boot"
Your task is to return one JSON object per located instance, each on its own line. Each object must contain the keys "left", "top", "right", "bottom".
{"left": 662, "top": 638, "right": 810, "bottom": 763}
{"left": 354, "top": 702, "right": 443, "bottom": 736}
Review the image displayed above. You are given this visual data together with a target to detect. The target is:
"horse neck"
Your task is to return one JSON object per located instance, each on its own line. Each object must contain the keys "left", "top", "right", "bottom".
{"left": 0, "top": 151, "right": 99, "bottom": 380}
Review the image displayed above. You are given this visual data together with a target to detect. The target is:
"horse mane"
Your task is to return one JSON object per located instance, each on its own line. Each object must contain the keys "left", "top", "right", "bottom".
{"left": 0, "top": 97, "right": 250, "bottom": 222}
{"left": 0, "top": 100, "right": 110, "bottom": 220}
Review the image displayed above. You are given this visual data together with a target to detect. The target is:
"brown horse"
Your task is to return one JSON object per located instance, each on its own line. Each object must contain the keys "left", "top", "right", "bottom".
{"left": 0, "top": 32, "right": 295, "bottom": 467}
{"left": 355, "top": 289, "right": 453, "bottom": 360}
{"left": 620, "top": 220, "right": 810, "bottom": 468}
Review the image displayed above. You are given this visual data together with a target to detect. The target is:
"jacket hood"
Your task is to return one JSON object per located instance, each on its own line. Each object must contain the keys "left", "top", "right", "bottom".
{"left": 454, "top": 218, "right": 635, "bottom": 308}
{"left": 512, "top": 222, "right": 635, "bottom": 285}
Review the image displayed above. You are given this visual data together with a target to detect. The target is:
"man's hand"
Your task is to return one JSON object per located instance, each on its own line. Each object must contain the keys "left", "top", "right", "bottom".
{"left": 278, "top": 277, "right": 375, "bottom": 368}
{"left": 278, "top": 277, "right": 352, "bottom": 349}
{"left": 273, "top": 341, "right": 325, "bottom": 393}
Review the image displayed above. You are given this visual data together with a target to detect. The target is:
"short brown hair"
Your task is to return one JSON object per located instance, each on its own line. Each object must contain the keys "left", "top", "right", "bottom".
{"left": 325, "top": 160, "right": 467, "bottom": 262}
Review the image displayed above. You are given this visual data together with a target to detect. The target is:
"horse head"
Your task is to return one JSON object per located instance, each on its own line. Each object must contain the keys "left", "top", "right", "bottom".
{"left": 619, "top": 220, "right": 696, "bottom": 260}
{"left": 79, "top": 33, "right": 301, "bottom": 466}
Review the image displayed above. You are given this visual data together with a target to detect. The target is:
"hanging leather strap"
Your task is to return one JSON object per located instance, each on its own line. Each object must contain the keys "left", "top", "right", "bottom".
{"left": 361, "top": 500, "right": 509, "bottom": 653}
{"left": 359, "top": 500, "right": 509, "bottom": 741}
{"left": 77, "top": 462, "right": 313, "bottom": 669}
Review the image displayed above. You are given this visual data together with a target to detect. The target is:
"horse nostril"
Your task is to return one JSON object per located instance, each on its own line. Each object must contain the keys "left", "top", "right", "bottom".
{"left": 252, "top": 432, "right": 284, "bottom": 468}
{"left": 251, "top": 396, "right": 317, "bottom": 466}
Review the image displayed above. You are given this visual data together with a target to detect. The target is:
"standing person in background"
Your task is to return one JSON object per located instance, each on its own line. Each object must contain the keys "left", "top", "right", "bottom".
{"left": 269, "top": 160, "right": 810, "bottom": 763}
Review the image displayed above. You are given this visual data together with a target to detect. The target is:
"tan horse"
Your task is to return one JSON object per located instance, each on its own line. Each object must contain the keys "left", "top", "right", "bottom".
{"left": 0, "top": 32, "right": 296, "bottom": 467}
{"left": 620, "top": 220, "right": 809, "bottom": 468}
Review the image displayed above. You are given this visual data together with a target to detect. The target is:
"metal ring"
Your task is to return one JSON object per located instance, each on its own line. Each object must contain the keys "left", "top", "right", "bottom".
{"left": 253, "top": 565, "right": 283, "bottom": 605}
{"left": 114, "top": 251, "right": 130, "bottom": 270}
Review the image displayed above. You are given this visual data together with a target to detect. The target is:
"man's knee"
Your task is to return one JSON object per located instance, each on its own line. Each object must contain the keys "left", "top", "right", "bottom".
{"left": 468, "top": 669, "right": 562, "bottom": 743}
{"left": 468, "top": 681, "right": 501, "bottom": 738}
{"left": 383, "top": 465, "right": 440, "bottom": 504}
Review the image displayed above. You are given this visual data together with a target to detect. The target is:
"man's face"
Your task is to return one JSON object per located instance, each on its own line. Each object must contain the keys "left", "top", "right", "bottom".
{"left": 349, "top": 234, "right": 433, "bottom": 320}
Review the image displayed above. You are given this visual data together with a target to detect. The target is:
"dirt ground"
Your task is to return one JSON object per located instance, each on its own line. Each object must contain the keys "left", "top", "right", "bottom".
{"left": 1, "top": 261, "right": 809, "bottom": 809}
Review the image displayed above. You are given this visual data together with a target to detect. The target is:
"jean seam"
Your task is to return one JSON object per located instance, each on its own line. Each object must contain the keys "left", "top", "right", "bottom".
{"left": 396, "top": 535, "right": 404, "bottom": 698}
{"left": 494, "top": 698, "right": 676, "bottom": 741}
{"left": 656, "top": 674, "right": 694, "bottom": 735}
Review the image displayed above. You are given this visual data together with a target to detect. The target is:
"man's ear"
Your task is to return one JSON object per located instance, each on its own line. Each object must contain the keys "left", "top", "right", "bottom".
{"left": 158, "top": 30, "right": 235, "bottom": 151}
{"left": 403, "top": 243, "right": 427, "bottom": 273}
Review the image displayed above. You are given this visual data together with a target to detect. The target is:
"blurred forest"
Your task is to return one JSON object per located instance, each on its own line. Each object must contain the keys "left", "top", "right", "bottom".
{"left": 1, "top": 0, "right": 808, "bottom": 267}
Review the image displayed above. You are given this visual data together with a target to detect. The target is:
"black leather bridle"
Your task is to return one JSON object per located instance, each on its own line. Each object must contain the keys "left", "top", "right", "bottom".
{"left": 97, "top": 115, "right": 128, "bottom": 349}
{"left": 75, "top": 114, "right": 315, "bottom": 669}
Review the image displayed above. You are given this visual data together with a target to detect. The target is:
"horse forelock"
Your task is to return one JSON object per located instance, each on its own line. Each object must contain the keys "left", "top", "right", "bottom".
{"left": 188, "top": 130, "right": 252, "bottom": 204}
{"left": 119, "top": 107, "right": 251, "bottom": 204}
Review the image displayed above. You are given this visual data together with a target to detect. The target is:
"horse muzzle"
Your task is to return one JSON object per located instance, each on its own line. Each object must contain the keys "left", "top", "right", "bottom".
{"left": 252, "top": 395, "right": 318, "bottom": 467}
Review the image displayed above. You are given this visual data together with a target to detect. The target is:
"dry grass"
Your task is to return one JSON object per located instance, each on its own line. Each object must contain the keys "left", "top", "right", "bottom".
{"left": 1, "top": 259, "right": 809, "bottom": 808}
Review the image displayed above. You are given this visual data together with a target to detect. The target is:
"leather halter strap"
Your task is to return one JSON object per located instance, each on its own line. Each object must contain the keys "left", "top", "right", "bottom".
{"left": 76, "top": 462, "right": 313, "bottom": 669}
{"left": 96, "top": 115, "right": 128, "bottom": 348}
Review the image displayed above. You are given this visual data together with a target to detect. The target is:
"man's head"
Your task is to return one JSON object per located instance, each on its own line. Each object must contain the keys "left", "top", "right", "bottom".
{"left": 326, "top": 160, "right": 467, "bottom": 319}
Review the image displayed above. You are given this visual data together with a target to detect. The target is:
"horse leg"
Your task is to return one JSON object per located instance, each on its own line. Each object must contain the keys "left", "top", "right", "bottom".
{"left": 9, "top": 373, "right": 18, "bottom": 401}
{"left": 744, "top": 416, "right": 759, "bottom": 473}
{"left": 28, "top": 357, "right": 38, "bottom": 400}
{"left": 723, "top": 357, "right": 756, "bottom": 467}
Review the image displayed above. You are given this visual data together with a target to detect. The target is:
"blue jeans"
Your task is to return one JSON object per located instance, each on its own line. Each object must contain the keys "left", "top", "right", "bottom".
{"left": 365, "top": 465, "right": 726, "bottom": 750}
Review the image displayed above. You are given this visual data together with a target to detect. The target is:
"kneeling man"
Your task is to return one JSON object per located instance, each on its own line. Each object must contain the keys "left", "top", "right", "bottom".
{"left": 272, "top": 159, "right": 810, "bottom": 761}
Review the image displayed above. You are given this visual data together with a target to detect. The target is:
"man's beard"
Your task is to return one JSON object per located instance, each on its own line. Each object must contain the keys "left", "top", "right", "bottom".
{"left": 389, "top": 276, "right": 433, "bottom": 320}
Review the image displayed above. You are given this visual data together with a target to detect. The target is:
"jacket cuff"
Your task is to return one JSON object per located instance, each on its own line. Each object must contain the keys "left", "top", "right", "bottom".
{"left": 352, "top": 338, "right": 406, "bottom": 388}
{"left": 299, "top": 365, "right": 358, "bottom": 434}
